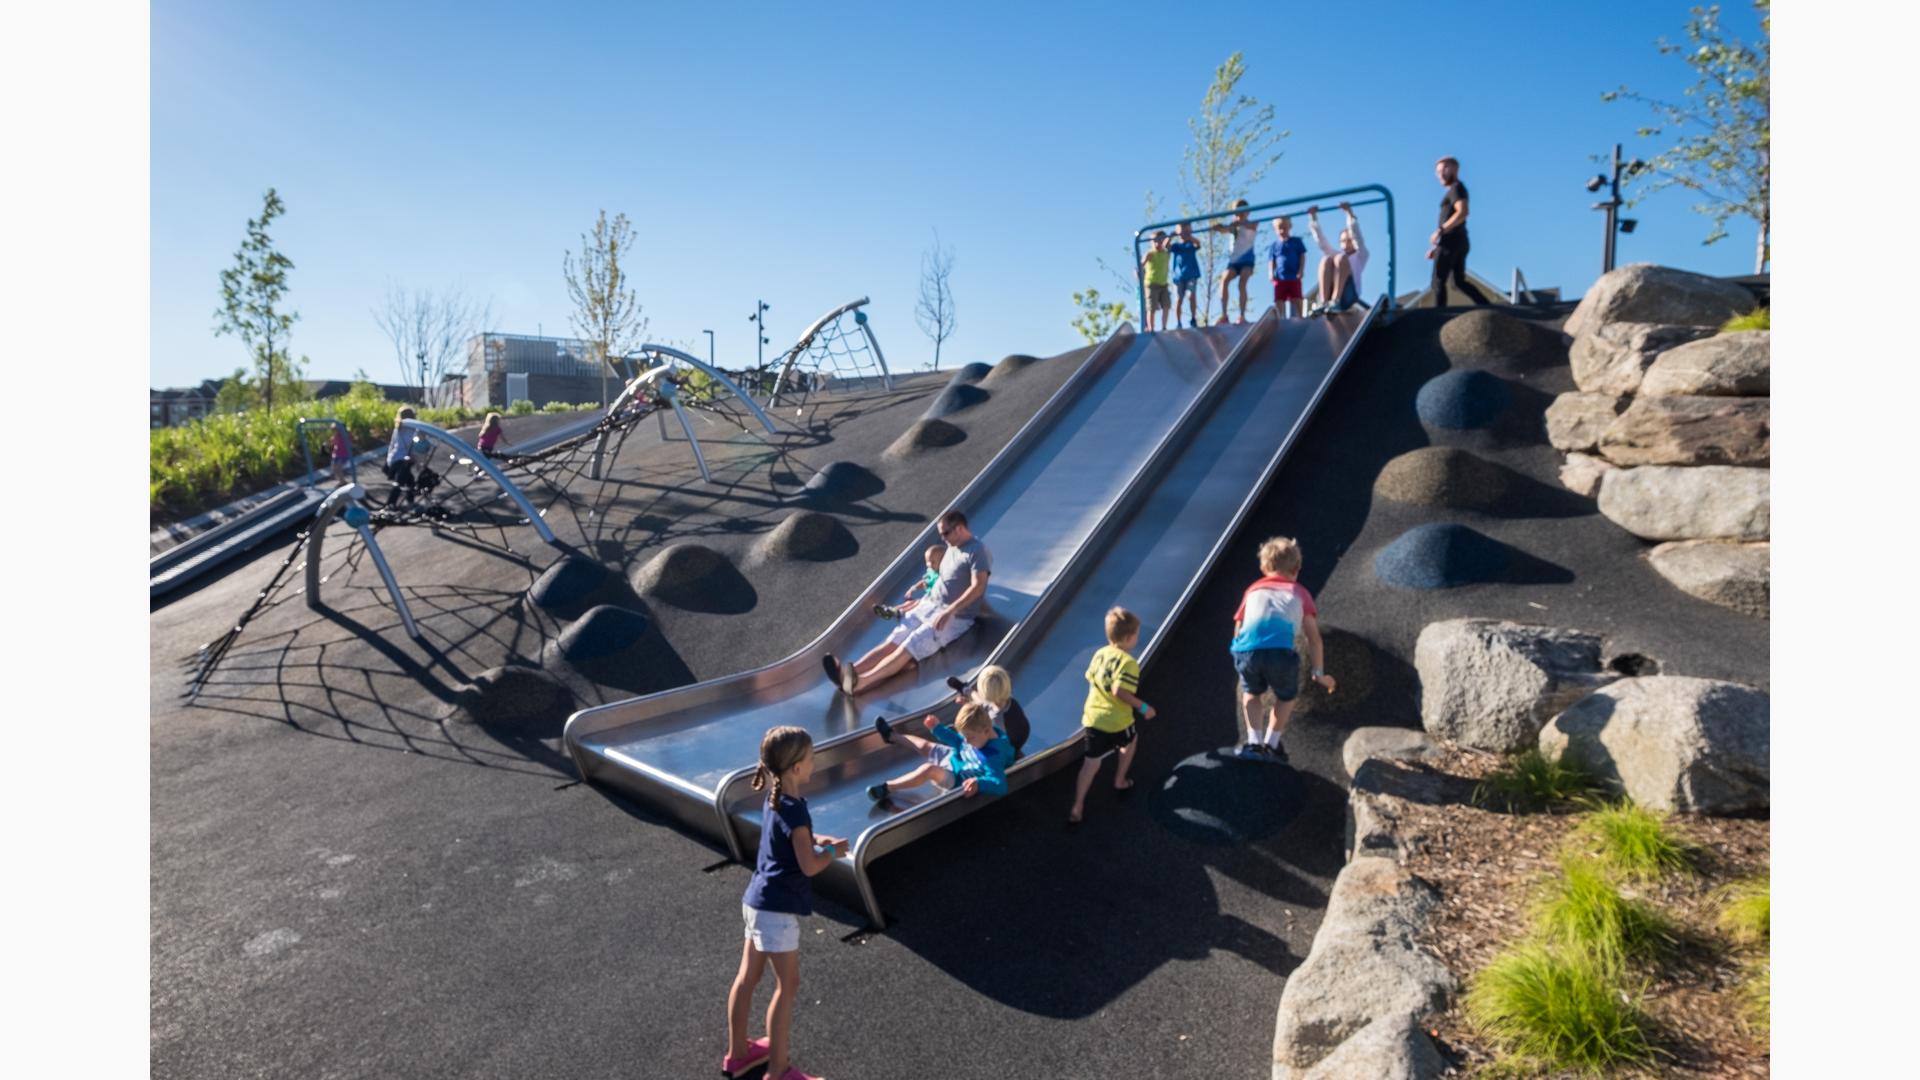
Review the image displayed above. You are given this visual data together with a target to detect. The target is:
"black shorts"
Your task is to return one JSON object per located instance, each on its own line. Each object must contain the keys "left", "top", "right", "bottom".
{"left": 1083, "top": 723, "right": 1137, "bottom": 760}
{"left": 1234, "top": 647, "right": 1301, "bottom": 699}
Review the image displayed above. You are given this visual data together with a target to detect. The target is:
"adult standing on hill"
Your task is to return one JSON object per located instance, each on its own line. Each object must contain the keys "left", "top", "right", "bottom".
{"left": 1428, "top": 156, "right": 1492, "bottom": 307}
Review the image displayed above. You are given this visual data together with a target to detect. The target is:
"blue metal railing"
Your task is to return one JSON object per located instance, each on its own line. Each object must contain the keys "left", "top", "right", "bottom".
{"left": 1132, "top": 183, "right": 1396, "bottom": 322}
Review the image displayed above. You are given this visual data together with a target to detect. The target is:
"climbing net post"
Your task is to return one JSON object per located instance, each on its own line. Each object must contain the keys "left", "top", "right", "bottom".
{"left": 306, "top": 483, "right": 421, "bottom": 639}
{"left": 593, "top": 345, "right": 781, "bottom": 483}
{"left": 766, "top": 297, "right": 891, "bottom": 411}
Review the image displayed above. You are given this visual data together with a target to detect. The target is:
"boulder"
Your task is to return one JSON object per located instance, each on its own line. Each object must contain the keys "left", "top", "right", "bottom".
{"left": 1598, "top": 395, "right": 1770, "bottom": 467}
{"left": 1288, "top": 1015, "right": 1448, "bottom": 1080}
{"left": 1569, "top": 321, "right": 1714, "bottom": 395}
{"left": 1539, "top": 676, "right": 1770, "bottom": 814}
{"left": 1639, "top": 331, "right": 1770, "bottom": 397}
{"left": 1374, "top": 447, "right": 1509, "bottom": 509}
{"left": 1558, "top": 452, "right": 1616, "bottom": 498}
{"left": 1415, "top": 618, "right": 1617, "bottom": 752}
{"left": 1271, "top": 858, "right": 1454, "bottom": 1075}
{"left": 884, "top": 417, "right": 966, "bottom": 460}
{"left": 1437, "top": 308, "right": 1560, "bottom": 363}
{"left": 1342, "top": 727, "right": 1443, "bottom": 779}
{"left": 1598, "top": 465, "right": 1769, "bottom": 541}
{"left": 1648, "top": 540, "right": 1769, "bottom": 618}
{"left": 1564, "top": 264, "right": 1756, "bottom": 339}
{"left": 1545, "top": 392, "right": 1628, "bottom": 453}
{"left": 1349, "top": 759, "right": 1478, "bottom": 861}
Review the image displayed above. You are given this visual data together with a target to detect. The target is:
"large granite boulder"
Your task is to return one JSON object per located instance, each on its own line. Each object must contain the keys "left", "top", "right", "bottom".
{"left": 1558, "top": 452, "right": 1617, "bottom": 498}
{"left": 1639, "top": 331, "right": 1770, "bottom": 397}
{"left": 1539, "top": 676, "right": 1770, "bottom": 814}
{"left": 1565, "top": 264, "right": 1757, "bottom": 339}
{"left": 1598, "top": 465, "right": 1769, "bottom": 541}
{"left": 1342, "top": 727, "right": 1443, "bottom": 779}
{"left": 1648, "top": 540, "right": 1769, "bottom": 617}
{"left": 1598, "top": 396, "right": 1770, "bottom": 467}
{"left": 1415, "top": 619, "right": 1618, "bottom": 752}
{"left": 1546, "top": 392, "right": 1628, "bottom": 453}
{"left": 1288, "top": 1015, "right": 1447, "bottom": 1080}
{"left": 1271, "top": 857, "right": 1454, "bottom": 1077}
{"left": 1569, "top": 321, "right": 1714, "bottom": 395}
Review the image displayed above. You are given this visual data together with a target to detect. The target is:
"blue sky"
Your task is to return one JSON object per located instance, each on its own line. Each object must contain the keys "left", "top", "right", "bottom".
{"left": 151, "top": 0, "right": 1768, "bottom": 387}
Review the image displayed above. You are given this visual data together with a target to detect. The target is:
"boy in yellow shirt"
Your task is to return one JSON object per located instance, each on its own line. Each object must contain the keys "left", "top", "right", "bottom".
{"left": 1139, "top": 231, "right": 1173, "bottom": 332}
{"left": 1069, "top": 607, "right": 1156, "bottom": 825}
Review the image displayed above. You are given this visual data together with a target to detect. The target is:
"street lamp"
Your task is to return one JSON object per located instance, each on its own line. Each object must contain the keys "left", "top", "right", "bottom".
{"left": 702, "top": 329, "right": 715, "bottom": 369}
{"left": 747, "top": 300, "right": 771, "bottom": 380}
{"left": 1587, "top": 143, "right": 1647, "bottom": 274}
{"left": 416, "top": 348, "right": 427, "bottom": 406}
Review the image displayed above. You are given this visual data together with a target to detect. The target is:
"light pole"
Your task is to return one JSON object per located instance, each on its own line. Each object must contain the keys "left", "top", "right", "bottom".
{"left": 1586, "top": 143, "right": 1645, "bottom": 274}
{"left": 747, "top": 300, "right": 770, "bottom": 381}
{"left": 702, "top": 329, "right": 715, "bottom": 369}
{"left": 416, "top": 349, "right": 427, "bottom": 407}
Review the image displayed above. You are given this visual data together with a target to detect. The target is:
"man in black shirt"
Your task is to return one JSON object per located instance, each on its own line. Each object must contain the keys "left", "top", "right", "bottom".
{"left": 1428, "top": 156, "right": 1492, "bottom": 306}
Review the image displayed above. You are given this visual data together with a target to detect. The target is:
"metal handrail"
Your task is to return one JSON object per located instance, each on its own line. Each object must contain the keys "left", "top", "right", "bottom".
{"left": 1132, "top": 184, "right": 1396, "bottom": 322}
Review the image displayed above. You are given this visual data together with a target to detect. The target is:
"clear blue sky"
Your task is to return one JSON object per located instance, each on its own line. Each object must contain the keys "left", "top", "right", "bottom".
{"left": 151, "top": 0, "right": 1767, "bottom": 387}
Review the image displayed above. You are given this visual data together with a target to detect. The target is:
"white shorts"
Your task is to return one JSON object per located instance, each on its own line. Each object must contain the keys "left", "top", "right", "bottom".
{"left": 883, "top": 608, "right": 974, "bottom": 662}
{"left": 742, "top": 903, "right": 800, "bottom": 954}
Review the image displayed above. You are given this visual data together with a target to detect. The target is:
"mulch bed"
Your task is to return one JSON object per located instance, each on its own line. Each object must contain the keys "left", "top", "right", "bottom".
{"left": 1391, "top": 747, "right": 1770, "bottom": 1078}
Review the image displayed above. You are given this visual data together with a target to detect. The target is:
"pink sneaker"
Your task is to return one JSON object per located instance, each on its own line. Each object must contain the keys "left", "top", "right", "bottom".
{"left": 774, "top": 1068, "right": 822, "bottom": 1080}
{"left": 719, "top": 1038, "right": 768, "bottom": 1077}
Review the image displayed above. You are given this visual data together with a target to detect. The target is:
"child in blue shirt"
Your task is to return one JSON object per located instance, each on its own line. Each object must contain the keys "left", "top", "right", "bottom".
{"left": 1166, "top": 222, "right": 1203, "bottom": 329}
{"left": 1268, "top": 217, "right": 1309, "bottom": 319}
{"left": 867, "top": 703, "right": 1013, "bottom": 804}
{"left": 874, "top": 543, "right": 945, "bottom": 621}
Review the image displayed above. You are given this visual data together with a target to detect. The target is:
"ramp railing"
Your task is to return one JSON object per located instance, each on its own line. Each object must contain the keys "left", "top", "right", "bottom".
{"left": 1133, "top": 184, "right": 1396, "bottom": 323}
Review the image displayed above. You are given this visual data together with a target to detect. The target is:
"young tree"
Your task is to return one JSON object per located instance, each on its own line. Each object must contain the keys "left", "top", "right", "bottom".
{"left": 914, "top": 231, "right": 958, "bottom": 370}
{"left": 1604, "top": 1, "right": 1770, "bottom": 271}
{"left": 372, "top": 284, "right": 492, "bottom": 406}
{"left": 1178, "top": 53, "right": 1288, "bottom": 322}
{"left": 1070, "top": 288, "right": 1131, "bottom": 345}
{"left": 214, "top": 188, "right": 301, "bottom": 414}
{"left": 563, "top": 210, "right": 647, "bottom": 405}
{"left": 213, "top": 368, "right": 257, "bottom": 414}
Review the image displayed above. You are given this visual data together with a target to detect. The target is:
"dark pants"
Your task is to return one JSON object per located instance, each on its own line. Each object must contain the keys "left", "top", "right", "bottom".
{"left": 1432, "top": 239, "right": 1491, "bottom": 307}
{"left": 384, "top": 460, "right": 415, "bottom": 506}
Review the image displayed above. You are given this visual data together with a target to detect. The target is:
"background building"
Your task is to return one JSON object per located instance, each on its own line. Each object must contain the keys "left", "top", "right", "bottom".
{"left": 462, "top": 332, "right": 636, "bottom": 410}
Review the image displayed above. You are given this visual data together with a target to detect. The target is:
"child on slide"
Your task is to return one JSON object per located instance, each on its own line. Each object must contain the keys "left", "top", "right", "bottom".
{"left": 1210, "top": 199, "right": 1260, "bottom": 325}
{"left": 943, "top": 663, "right": 1030, "bottom": 752}
{"left": 867, "top": 703, "right": 1013, "bottom": 806}
{"left": 874, "top": 544, "right": 945, "bottom": 621}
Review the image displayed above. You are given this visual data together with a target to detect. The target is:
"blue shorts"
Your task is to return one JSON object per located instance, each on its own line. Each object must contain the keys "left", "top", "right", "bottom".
{"left": 1226, "top": 251, "right": 1256, "bottom": 273}
{"left": 1233, "top": 648, "right": 1300, "bottom": 699}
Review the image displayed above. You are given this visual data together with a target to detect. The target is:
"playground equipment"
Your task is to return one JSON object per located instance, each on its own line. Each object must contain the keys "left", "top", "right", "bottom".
{"left": 765, "top": 297, "right": 891, "bottom": 411}
{"left": 590, "top": 345, "right": 780, "bottom": 484}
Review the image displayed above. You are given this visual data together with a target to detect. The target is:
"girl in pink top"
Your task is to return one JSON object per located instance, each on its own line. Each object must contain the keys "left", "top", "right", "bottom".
{"left": 476, "top": 413, "right": 507, "bottom": 457}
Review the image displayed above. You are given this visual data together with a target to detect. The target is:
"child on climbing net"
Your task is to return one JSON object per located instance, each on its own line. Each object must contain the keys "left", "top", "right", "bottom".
{"left": 383, "top": 406, "right": 421, "bottom": 506}
{"left": 1230, "top": 536, "right": 1335, "bottom": 762}
{"left": 723, "top": 726, "right": 847, "bottom": 1080}
{"left": 873, "top": 543, "right": 945, "bottom": 621}
{"left": 1069, "top": 607, "right": 1155, "bottom": 825}
{"left": 867, "top": 702, "right": 1013, "bottom": 805}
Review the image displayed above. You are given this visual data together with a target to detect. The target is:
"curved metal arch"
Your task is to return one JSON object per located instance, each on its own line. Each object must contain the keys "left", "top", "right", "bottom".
{"left": 767, "top": 296, "right": 891, "bottom": 407}
{"left": 628, "top": 344, "right": 778, "bottom": 433}
{"left": 304, "top": 484, "right": 421, "bottom": 640}
{"left": 400, "top": 420, "right": 559, "bottom": 547}
{"left": 590, "top": 348, "right": 781, "bottom": 483}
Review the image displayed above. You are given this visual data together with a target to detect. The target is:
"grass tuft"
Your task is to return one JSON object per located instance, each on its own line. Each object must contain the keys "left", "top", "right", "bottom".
{"left": 1718, "top": 875, "right": 1769, "bottom": 945}
{"left": 1721, "top": 306, "right": 1770, "bottom": 332}
{"left": 1572, "top": 803, "right": 1701, "bottom": 881}
{"left": 1473, "top": 749, "right": 1603, "bottom": 813}
{"left": 1534, "top": 855, "right": 1677, "bottom": 969}
{"left": 1467, "top": 942, "right": 1657, "bottom": 1074}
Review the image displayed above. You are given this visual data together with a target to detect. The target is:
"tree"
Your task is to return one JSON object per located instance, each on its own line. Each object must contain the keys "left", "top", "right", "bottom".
{"left": 372, "top": 283, "right": 491, "bottom": 406}
{"left": 914, "top": 231, "right": 958, "bottom": 370}
{"left": 1604, "top": 1, "right": 1770, "bottom": 271}
{"left": 1178, "top": 53, "right": 1288, "bottom": 322}
{"left": 214, "top": 188, "right": 301, "bottom": 414}
{"left": 213, "top": 368, "right": 257, "bottom": 414}
{"left": 563, "top": 210, "right": 647, "bottom": 406}
{"left": 1071, "top": 288, "right": 1131, "bottom": 345}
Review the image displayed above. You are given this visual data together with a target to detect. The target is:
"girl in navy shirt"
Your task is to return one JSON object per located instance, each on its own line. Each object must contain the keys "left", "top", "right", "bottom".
{"left": 723, "top": 726, "right": 847, "bottom": 1080}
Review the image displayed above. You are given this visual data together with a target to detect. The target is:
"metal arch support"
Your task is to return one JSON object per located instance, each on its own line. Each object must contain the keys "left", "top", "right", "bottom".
{"left": 768, "top": 296, "right": 883, "bottom": 407}
{"left": 305, "top": 484, "right": 421, "bottom": 640}
{"left": 634, "top": 344, "right": 778, "bottom": 433}
{"left": 854, "top": 314, "right": 893, "bottom": 392}
{"left": 297, "top": 418, "right": 350, "bottom": 488}
{"left": 591, "top": 347, "right": 780, "bottom": 482}
{"left": 400, "top": 420, "right": 559, "bottom": 547}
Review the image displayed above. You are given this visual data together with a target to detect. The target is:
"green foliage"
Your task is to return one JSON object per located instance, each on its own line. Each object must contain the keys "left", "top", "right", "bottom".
{"left": 214, "top": 188, "right": 303, "bottom": 413}
{"left": 1721, "top": 305, "right": 1770, "bottom": 332}
{"left": 1473, "top": 749, "right": 1604, "bottom": 812}
{"left": 540, "top": 400, "right": 576, "bottom": 413}
{"left": 508, "top": 398, "right": 537, "bottom": 416}
{"left": 1603, "top": 2, "right": 1770, "bottom": 269}
{"left": 1179, "top": 53, "right": 1287, "bottom": 321}
{"left": 1718, "top": 875, "right": 1769, "bottom": 945}
{"left": 564, "top": 210, "right": 647, "bottom": 379}
{"left": 1533, "top": 855, "right": 1678, "bottom": 969}
{"left": 1571, "top": 803, "right": 1701, "bottom": 881}
{"left": 1071, "top": 288, "right": 1132, "bottom": 345}
{"left": 1466, "top": 943, "right": 1657, "bottom": 1074}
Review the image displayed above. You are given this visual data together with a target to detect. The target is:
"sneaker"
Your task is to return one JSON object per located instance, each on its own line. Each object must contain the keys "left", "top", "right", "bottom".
{"left": 773, "top": 1068, "right": 823, "bottom": 1080}
{"left": 1266, "top": 741, "right": 1290, "bottom": 763}
{"left": 720, "top": 1038, "right": 770, "bottom": 1077}
{"left": 840, "top": 662, "right": 859, "bottom": 696}
{"left": 945, "top": 675, "right": 968, "bottom": 694}
{"left": 867, "top": 782, "right": 891, "bottom": 803}
{"left": 820, "top": 655, "right": 841, "bottom": 686}
{"left": 873, "top": 715, "right": 894, "bottom": 744}
{"left": 872, "top": 603, "right": 902, "bottom": 621}
{"left": 1239, "top": 742, "right": 1263, "bottom": 759}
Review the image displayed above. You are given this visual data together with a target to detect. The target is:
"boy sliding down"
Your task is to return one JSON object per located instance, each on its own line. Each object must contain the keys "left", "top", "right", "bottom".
{"left": 874, "top": 544, "right": 945, "bottom": 621}
{"left": 1230, "top": 537, "right": 1335, "bottom": 761}
{"left": 1069, "top": 607, "right": 1155, "bottom": 825}
{"left": 868, "top": 703, "right": 1012, "bottom": 805}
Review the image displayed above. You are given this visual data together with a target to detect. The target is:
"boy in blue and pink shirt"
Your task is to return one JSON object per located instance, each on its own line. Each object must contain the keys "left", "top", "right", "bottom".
{"left": 1230, "top": 536, "right": 1335, "bottom": 761}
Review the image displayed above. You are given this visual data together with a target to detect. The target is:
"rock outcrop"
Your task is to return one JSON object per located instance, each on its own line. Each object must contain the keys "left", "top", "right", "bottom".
{"left": 1539, "top": 676, "right": 1770, "bottom": 814}
{"left": 1569, "top": 321, "right": 1715, "bottom": 396}
{"left": 1565, "top": 264, "right": 1756, "bottom": 339}
{"left": 1597, "top": 395, "right": 1770, "bottom": 467}
{"left": 1639, "top": 331, "right": 1770, "bottom": 397}
{"left": 1648, "top": 540, "right": 1769, "bottom": 618}
{"left": 1557, "top": 451, "right": 1616, "bottom": 498}
{"left": 1598, "top": 465, "right": 1769, "bottom": 541}
{"left": 1415, "top": 619, "right": 1617, "bottom": 752}
{"left": 1546, "top": 392, "right": 1628, "bottom": 453}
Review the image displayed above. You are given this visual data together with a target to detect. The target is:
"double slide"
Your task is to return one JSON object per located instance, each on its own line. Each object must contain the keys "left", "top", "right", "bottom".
{"left": 564, "top": 302, "right": 1381, "bottom": 926}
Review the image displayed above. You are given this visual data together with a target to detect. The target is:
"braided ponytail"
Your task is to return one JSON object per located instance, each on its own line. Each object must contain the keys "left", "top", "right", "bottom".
{"left": 754, "top": 725, "right": 814, "bottom": 806}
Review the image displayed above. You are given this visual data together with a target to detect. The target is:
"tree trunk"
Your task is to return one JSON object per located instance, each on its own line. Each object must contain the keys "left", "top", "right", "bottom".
{"left": 1754, "top": 214, "right": 1769, "bottom": 275}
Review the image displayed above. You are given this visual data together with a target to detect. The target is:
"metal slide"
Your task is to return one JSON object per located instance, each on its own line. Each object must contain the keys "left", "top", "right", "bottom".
{"left": 563, "top": 321, "right": 1261, "bottom": 849}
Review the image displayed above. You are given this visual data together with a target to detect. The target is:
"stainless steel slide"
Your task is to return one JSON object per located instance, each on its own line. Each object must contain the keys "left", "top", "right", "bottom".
{"left": 563, "top": 321, "right": 1263, "bottom": 850}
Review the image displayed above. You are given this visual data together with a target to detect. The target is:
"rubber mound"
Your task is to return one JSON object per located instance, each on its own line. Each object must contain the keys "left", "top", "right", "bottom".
{"left": 1147, "top": 748, "right": 1307, "bottom": 847}
{"left": 951, "top": 361, "right": 993, "bottom": 384}
{"left": 1290, "top": 627, "right": 1380, "bottom": 717}
{"left": 632, "top": 543, "right": 757, "bottom": 614}
{"left": 528, "top": 554, "right": 636, "bottom": 620}
{"left": 1373, "top": 523, "right": 1514, "bottom": 589}
{"left": 1438, "top": 308, "right": 1561, "bottom": 364}
{"left": 884, "top": 418, "right": 967, "bottom": 460}
{"left": 542, "top": 604, "right": 697, "bottom": 696}
{"left": 922, "top": 381, "right": 989, "bottom": 420}
{"left": 983, "top": 353, "right": 1039, "bottom": 383}
{"left": 798, "top": 461, "right": 885, "bottom": 505}
{"left": 445, "top": 664, "right": 575, "bottom": 737}
{"left": 748, "top": 510, "right": 857, "bottom": 565}
{"left": 1415, "top": 369, "right": 1513, "bottom": 430}
{"left": 1373, "top": 447, "right": 1511, "bottom": 509}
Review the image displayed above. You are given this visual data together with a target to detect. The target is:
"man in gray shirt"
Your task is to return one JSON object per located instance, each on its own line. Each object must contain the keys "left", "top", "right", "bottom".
{"left": 824, "top": 509, "right": 992, "bottom": 695}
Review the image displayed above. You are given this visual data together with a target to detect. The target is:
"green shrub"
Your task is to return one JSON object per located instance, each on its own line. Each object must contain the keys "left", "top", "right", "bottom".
{"left": 1467, "top": 942, "right": 1657, "bottom": 1074}
{"left": 1572, "top": 803, "right": 1700, "bottom": 881}
{"left": 508, "top": 399, "right": 537, "bottom": 416}
{"left": 1721, "top": 306, "right": 1769, "bottom": 332}
{"left": 540, "top": 400, "right": 575, "bottom": 413}
{"left": 1534, "top": 855, "right": 1677, "bottom": 969}
{"left": 1473, "top": 749, "right": 1603, "bottom": 812}
{"left": 1718, "top": 875, "right": 1769, "bottom": 945}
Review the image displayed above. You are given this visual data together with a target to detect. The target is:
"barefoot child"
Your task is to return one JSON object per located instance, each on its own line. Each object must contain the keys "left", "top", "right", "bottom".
{"left": 723, "top": 727, "right": 847, "bottom": 1080}
{"left": 1230, "top": 537, "right": 1335, "bottom": 761}
{"left": 1069, "top": 608, "right": 1155, "bottom": 824}
{"left": 867, "top": 702, "right": 1013, "bottom": 805}
{"left": 874, "top": 544, "right": 945, "bottom": 621}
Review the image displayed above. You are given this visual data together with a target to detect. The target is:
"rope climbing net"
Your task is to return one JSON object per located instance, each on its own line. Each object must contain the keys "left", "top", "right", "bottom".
{"left": 765, "top": 298, "right": 890, "bottom": 412}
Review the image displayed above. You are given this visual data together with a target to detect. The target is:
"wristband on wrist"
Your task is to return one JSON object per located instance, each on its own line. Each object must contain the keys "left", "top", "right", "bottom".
{"left": 1312, "top": 668, "right": 1325, "bottom": 677}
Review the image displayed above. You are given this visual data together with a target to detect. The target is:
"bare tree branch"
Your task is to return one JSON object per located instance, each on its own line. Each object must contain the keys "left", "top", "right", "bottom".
{"left": 372, "top": 283, "right": 492, "bottom": 405}
{"left": 914, "top": 230, "right": 957, "bottom": 371}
